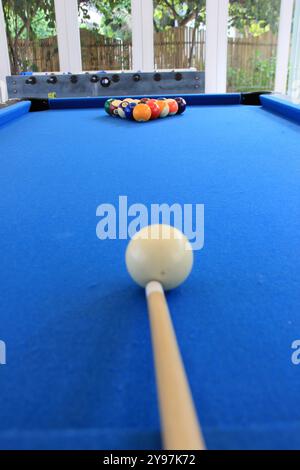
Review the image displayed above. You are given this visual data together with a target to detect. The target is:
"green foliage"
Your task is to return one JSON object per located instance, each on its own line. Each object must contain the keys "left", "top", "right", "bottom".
{"left": 229, "top": 0, "right": 281, "bottom": 35}
{"left": 3, "top": 0, "right": 56, "bottom": 38}
{"left": 153, "top": 0, "right": 280, "bottom": 34}
{"left": 33, "top": 9, "right": 56, "bottom": 38}
{"left": 3, "top": 0, "right": 280, "bottom": 83}
{"left": 79, "top": 0, "right": 132, "bottom": 40}
{"left": 3, "top": 0, "right": 57, "bottom": 73}
{"left": 153, "top": 1, "right": 206, "bottom": 31}
{"left": 227, "top": 52, "right": 277, "bottom": 92}
{"left": 3, "top": 0, "right": 282, "bottom": 40}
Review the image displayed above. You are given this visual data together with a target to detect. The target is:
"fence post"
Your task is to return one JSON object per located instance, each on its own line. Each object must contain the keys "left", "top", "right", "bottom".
{"left": 205, "top": 0, "right": 229, "bottom": 93}
{"left": 54, "top": 0, "right": 82, "bottom": 72}
{"left": 131, "top": 0, "right": 154, "bottom": 71}
{"left": 275, "top": 0, "right": 294, "bottom": 94}
{"left": 0, "top": 0, "right": 11, "bottom": 102}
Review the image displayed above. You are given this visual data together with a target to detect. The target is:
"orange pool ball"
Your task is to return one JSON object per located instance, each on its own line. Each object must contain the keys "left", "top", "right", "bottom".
{"left": 156, "top": 100, "right": 169, "bottom": 118}
{"left": 133, "top": 103, "right": 152, "bottom": 122}
{"left": 166, "top": 98, "right": 179, "bottom": 116}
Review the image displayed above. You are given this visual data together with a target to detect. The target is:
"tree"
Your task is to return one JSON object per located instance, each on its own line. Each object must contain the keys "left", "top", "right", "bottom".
{"left": 153, "top": 1, "right": 205, "bottom": 31}
{"left": 153, "top": 0, "right": 280, "bottom": 34}
{"left": 3, "top": 0, "right": 281, "bottom": 73}
{"left": 3, "top": 0, "right": 56, "bottom": 40}
{"left": 229, "top": 0, "right": 281, "bottom": 36}
{"left": 153, "top": 1, "right": 205, "bottom": 67}
{"left": 3, "top": 0, "right": 56, "bottom": 72}
{"left": 78, "top": 0, "right": 131, "bottom": 40}
{"left": 152, "top": 0, "right": 280, "bottom": 66}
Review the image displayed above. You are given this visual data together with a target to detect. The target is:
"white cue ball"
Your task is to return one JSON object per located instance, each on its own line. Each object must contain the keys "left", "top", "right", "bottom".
{"left": 125, "top": 224, "right": 193, "bottom": 290}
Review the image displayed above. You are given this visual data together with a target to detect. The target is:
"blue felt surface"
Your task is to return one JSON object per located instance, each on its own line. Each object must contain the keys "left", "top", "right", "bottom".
{"left": 0, "top": 100, "right": 300, "bottom": 450}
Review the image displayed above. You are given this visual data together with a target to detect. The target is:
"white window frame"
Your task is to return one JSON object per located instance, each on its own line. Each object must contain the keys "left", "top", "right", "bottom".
{"left": 0, "top": 0, "right": 295, "bottom": 97}
{"left": 54, "top": 0, "right": 82, "bottom": 73}
{"left": 288, "top": 0, "right": 300, "bottom": 98}
{"left": 0, "top": 0, "right": 11, "bottom": 102}
{"left": 275, "top": 0, "right": 294, "bottom": 94}
{"left": 205, "top": 0, "right": 229, "bottom": 93}
{"left": 131, "top": 0, "right": 154, "bottom": 71}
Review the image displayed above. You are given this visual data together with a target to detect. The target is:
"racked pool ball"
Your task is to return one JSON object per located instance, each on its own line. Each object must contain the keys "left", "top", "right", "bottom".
{"left": 165, "top": 98, "right": 179, "bottom": 116}
{"left": 104, "top": 98, "right": 114, "bottom": 115}
{"left": 175, "top": 97, "right": 186, "bottom": 115}
{"left": 133, "top": 103, "right": 151, "bottom": 122}
{"left": 109, "top": 99, "right": 122, "bottom": 117}
{"left": 156, "top": 100, "right": 169, "bottom": 118}
{"left": 147, "top": 99, "right": 161, "bottom": 119}
{"left": 124, "top": 102, "right": 137, "bottom": 120}
{"left": 139, "top": 97, "right": 150, "bottom": 104}
{"left": 118, "top": 100, "right": 130, "bottom": 118}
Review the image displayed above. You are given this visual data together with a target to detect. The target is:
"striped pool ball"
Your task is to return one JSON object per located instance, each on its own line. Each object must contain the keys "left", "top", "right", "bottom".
{"left": 133, "top": 103, "right": 152, "bottom": 122}
{"left": 165, "top": 98, "right": 179, "bottom": 116}
{"left": 175, "top": 97, "right": 187, "bottom": 114}
{"left": 124, "top": 102, "right": 137, "bottom": 120}
{"left": 109, "top": 99, "right": 122, "bottom": 117}
{"left": 156, "top": 99, "right": 169, "bottom": 118}
{"left": 139, "top": 97, "right": 150, "bottom": 104}
{"left": 147, "top": 99, "right": 161, "bottom": 119}
{"left": 104, "top": 98, "right": 114, "bottom": 115}
{"left": 118, "top": 100, "right": 130, "bottom": 118}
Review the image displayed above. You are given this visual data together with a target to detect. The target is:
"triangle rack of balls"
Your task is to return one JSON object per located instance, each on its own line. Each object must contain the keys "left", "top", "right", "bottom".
{"left": 104, "top": 97, "right": 186, "bottom": 122}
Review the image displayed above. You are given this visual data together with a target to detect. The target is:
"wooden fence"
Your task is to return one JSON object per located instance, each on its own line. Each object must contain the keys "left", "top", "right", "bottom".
{"left": 8, "top": 37, "right": 59, "bottom": 73}
{"left": 80, "top": 29, "right": 132, "bottom": 71}
{"left": 227, "top": 30, "right": 278, "bottom": 91}
{"left": 154, "top": 26, "right": 205, "bottom": 70}
{"left": 8, "top": 28, "right": 277, "bottom": 92}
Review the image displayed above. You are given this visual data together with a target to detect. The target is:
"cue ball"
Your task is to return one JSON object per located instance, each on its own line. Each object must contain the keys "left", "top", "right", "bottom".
{"left": 125, "top": 224, "right": 193, "bottom": 290}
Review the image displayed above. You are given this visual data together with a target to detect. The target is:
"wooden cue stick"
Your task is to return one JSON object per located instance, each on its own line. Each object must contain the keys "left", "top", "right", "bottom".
{"left": 146, "top": 281, "right": 206, "bottom": 450}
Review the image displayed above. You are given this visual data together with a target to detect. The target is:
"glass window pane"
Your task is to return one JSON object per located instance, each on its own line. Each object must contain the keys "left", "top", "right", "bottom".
{"left": 227, "top": 0, "right": 281, "bottom": 92}
{"left": 153, "top": 1, "right": 206, "bottom": 70}
{"left": 78, "top": 1, "right": 132, "bottom": 71}
{"left": 2, "top": 0, "right": 59, "bottom": 74}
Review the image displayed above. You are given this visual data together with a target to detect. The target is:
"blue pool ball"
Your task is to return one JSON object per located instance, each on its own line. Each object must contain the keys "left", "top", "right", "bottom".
{"left": 118, "top": 100, "right": 130, "bottom": 119}
{"left": 124, "top": 102, "right": 137, "bottom": 120}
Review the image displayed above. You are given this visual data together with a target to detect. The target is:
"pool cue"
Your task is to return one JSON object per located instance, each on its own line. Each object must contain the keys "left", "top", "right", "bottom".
{"left": 146, "top": 281, "right": 206, "bottom": 450}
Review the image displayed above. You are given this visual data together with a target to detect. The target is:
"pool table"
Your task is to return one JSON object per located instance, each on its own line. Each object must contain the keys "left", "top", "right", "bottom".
{"left": 0, "top": 93, "right": 299, "bottom": 450}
